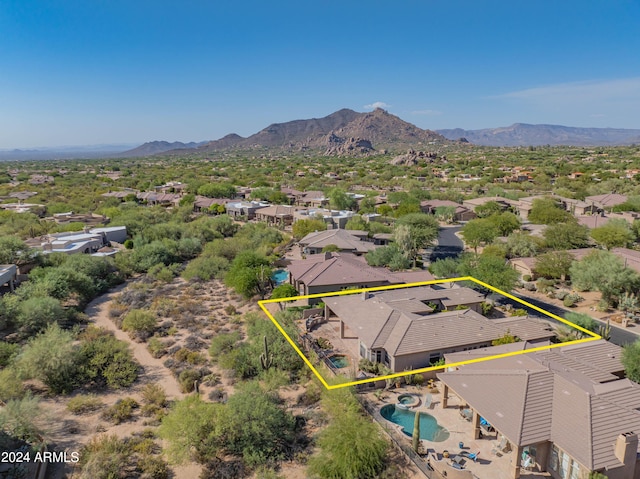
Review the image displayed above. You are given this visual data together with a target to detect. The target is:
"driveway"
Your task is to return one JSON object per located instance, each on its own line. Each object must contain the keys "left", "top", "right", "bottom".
{"left": 429, "top": 226, "right": 463, "bottom": 262}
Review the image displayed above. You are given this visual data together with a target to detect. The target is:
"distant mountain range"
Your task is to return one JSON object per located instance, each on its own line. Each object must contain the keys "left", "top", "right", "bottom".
{"left": 4, "top": 113, "right": 640, "bottom": 161}
{"left": 436, "top": 123, "right": 640, "bottom": 147}
{"left": 0, "top": 144, "right": 137, "bottom": 161}
{"left": 122, "top": 108, "right": 448, "bottom": 157}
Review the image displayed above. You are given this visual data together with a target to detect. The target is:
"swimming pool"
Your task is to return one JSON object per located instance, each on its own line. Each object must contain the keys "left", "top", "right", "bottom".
{"left": 380, "top": 404, "right": 450, "bottom": 442}
{"left": 328, "top": 354, "right": 348, "bottom": 368}
{"left": 272, "top": 269, "right": 289, "bottom": 285}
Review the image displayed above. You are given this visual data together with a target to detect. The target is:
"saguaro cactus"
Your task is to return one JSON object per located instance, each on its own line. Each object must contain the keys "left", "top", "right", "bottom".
{"left": 260, "top": 335, "right": 273, "bottom": 370}
{"left": 412, "top": 411, "right": 421, "bottom": 453}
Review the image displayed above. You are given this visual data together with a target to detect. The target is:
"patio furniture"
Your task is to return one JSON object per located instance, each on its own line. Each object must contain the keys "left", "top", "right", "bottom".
{"left": 451, "top": 455, "right": 466, "bottom": 466}
{"left": 491, "top": 436, "right": 511, "bottom": 455}
{"left": 461, "top": 450, "right": 480, "bottom": 462}
{"left": 424, "top": 393, "right": 433, "bottom": 409}
{"left": 459, "top": 407, "right": 473, "bottom": 421}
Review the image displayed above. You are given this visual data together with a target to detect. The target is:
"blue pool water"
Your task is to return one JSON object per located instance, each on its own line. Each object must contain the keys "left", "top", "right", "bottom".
{"left": 328, "top": 355, "right": 348, "bottom": 368}
{"left": 272, "top": 269, "right": 289, "bottom": 285}
{"left": 380, "top": 404, "right": 450, "bottom": 442}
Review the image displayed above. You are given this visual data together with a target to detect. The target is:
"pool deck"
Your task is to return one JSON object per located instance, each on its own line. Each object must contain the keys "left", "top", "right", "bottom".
{"left": 366, "top": 385, "right": 551, "bottom": 479}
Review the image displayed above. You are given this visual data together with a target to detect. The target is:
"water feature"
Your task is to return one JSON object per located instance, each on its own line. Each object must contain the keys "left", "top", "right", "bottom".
{"left": 380, "top": 404, "right": 450, "bottom": 442}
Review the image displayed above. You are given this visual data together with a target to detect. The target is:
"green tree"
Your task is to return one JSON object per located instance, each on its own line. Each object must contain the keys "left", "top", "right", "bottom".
{"left": 159, "top": 395, "right": 224, "bottom": 463}
{"left": 223, "top": 382, "right": 296, "bottom": 466}
{"left": 16, "top": 324, "right": 77, "bottom": 393}
{"left": 365, "top": 244, "right": 411, "bottom": 270}
{"left": 344, "top": 216, "right": 368, "bottom": 231}
{"left": 622, "top": 340, "right": 640, "bottom": 384}
{"left": 434, "top": 206, "right": 456, "bottom": 223}
{"left": 0, "top": 237, "right": 34, "bottom": 265}
{"left": 395, "top": 213, "right": 439, "bottom": 265}
{"left": 197, "top": 182, "right": 236, "bottom": 198}
{"left": 308, "top": 389, "right": 388, "bottom": 479}
{"left": 292, "top": 218, "right": 326, "bottom": 240}
{"left": 0, "top": 395, "right": 47, "bottom": 444}
{"left": 429, "top": 257, "right": 461, "bottom": 278}
{"left": 458, "top": 253, "right": 519, "bottom": 293}
{"left": 15, "top": 296, "right": 66, "bottom": 335}
{"left": 590, "top": 218, "right": 634, "bottom": 249}
{"left": 570, "top": 250, "right": 640, "bottom": 305}
{"left": 505, "top": 232, "right": 540, "bottom": 258}
{"left": 328, "top": 188, "right": 357, "bottom": 211}
{"left": 486, "top": 211, "right": 521, "bottom": 236}
{"left": 225, "top": 251, "right": 273, "bottom": 299}
{"left": 543, "top": 222, "right": 590, "bottom": 250}
{"left": 528, "top": 197, "right": 573, "bottom": 224}
{"left": 533, "top": 251, "right": 574, "bottom": 280}
{"left": 270, "top": 284, "right": 298, "bottom": 300}
{"left": 475, "top": 201, "right": 504, "bottom": 218}
{"left": 461, "top": 219, "right": 499, "bottom": 254}
{"left": 564, "top": 312, "right": 598, "bottom": 338}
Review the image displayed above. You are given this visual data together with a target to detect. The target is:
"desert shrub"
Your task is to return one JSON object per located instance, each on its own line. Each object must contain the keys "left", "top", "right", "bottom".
{"left": 78, "top": 434, "right": 133, "bottom": 479}
{"left": 138, "top": 455, "right": 170, "bottom": 479}
{"left": 522, "top": 274, "right": 532, "bottom": 282}
{"left": 67, "top": 394, "right": 104, "bottom": 415}
{"left": 200, "top": 458, "right": 247, "bottom": 479}
{"left": 224, "top": 305, "right": 237, "bottom": 316}
{"left": 536, "top": 278, "right": 555, "bottom": 294}
{"left": 147, "top": 337, "right": 167, "bottom": 358}
{"left": 101, "top": 398, "right": 139, "bottom": 424}
{"left": 142, "top": 383, "right": 167, "bottom": 409}
{"left": 175, "top": 348, "right": 206, "bottom": 365}
{"left": 209, "top": 332, "right": 241, "bottom": 359}
{"left": 510, "top": 308, "right": 527, "bottom": 317}
{"left": 0, "top": 368, "right": 25, "bottom": 402}
{"left": 0, "top": 341, "right": 19, "bottom": 368}
{"left": 413, "top": 374, "right": 425, "bottom": 386}
{"left": 555, "top": 290, "right": 569, "bottom": 300}
{"left": 148, "top": 263, "right": 177, "bottom": 283}
{"left": 563, "top": 296, "right": 576, "bottom": 307}
{"left": 122, "top": 309, "right": 157, "bottom": 340}
{"left": 77, "top": 333, "right": 139, "bottom": 389}
{"left": 179, "top": 369, "right": 202, "bottom": 393}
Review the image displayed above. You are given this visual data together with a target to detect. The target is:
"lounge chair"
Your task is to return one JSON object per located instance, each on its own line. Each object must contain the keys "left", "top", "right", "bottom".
{"left": 461, "top": 450, "right": 480, "bottom": 462}
{"left": 424, "top": 393, "right": 433, "bottom": 409}
{"left": 459, "top": 408, "right": 473, "bottom": 421}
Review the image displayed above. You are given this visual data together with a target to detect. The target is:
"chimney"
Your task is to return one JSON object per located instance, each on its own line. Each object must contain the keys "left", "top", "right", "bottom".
{"left": 614, "top": 432, "right": 638, "bottom": 470}
{"left": 361, "top": 292, "right": 371, "bottom": 301}
{"left": 324, "top": 251, "right": 332, "bottom": 260}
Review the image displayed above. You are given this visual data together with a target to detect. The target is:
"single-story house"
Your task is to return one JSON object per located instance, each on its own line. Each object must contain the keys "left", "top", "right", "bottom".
{"left": 296, "top": 191, "right": 329, "bottom": 208}
{"left": 585, "top": 193, "right": 628, "bottom": 212}
{"left": 298, "top": 229, "right": 376, "bottom": 255}
{"left": 438, "top": 340, "right": 639, "bottom": 479}
{"left": 90, "top": 226, "right": 128, "bottom": 244}
{"left": 420, "top": 199, "right": 476, "bottom": 222}
{"left": 225, "top": 201, "right": 269, "bottom": 220}
{"left": 294, "top": 208, "right": 356, "bottom": 229}
{"left": 254, "top": 205, "right": 295, "bottom": 226}
{"left": 322, "top": 286, "right": 554, "bottom": 372}
{"left": 288, "top": 252, "right": 434, "bottom": 298}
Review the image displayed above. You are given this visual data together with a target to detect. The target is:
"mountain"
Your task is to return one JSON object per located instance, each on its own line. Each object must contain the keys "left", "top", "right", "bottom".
{"left": 437, "top": 123, "right": 640, "bottom": 147}
{"left": 119, "top": 140, "right": 207, "bottom": 157}
{"left": 189, "top": 108, "right": 450, "bottom": 156}
{"left": 239, "top": 108, "right": 362, "bottom": 149}
{"left": 330, "top": 108, "right": 445, "bottom": 150}
{"left": 0, "top": 144, "right": 136, "bottom": 161}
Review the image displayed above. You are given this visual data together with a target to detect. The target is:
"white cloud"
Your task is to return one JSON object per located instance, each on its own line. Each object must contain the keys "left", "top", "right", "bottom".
{"left": 411, "top": 109, "right": 442, "bottom": 116}
{"left": 492, "top": 78, "right": 640, "bottom": 104}
{"left": 364, "top": 101, "right": 391, "bottom": 110}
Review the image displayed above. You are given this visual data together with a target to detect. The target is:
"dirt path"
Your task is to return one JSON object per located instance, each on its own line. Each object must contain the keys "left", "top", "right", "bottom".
{"left": 84, "top": 283, "right": 184, "bottom": 400}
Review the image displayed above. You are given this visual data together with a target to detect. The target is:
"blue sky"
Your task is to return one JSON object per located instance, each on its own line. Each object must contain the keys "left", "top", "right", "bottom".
{"left": 1, "top": 0, "right": 640, "bottom": 148}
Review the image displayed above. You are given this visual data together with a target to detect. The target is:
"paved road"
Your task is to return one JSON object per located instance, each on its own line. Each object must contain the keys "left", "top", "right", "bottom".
{"left": 429, "top": 226, "right": 463, "bottom": 262}
{"left": 493, "top": 291, "right": 640, "bottom": 347}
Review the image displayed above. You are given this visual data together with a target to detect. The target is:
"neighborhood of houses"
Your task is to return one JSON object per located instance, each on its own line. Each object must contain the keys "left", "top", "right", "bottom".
{"left": 4, "top": 179, "right": 640, "bottom": 479}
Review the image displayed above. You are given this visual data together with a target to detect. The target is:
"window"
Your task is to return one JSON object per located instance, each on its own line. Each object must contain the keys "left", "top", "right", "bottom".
{"left": 375, "top": 350, "right": 382, "bottom": 363}
{"left": 360, "top": 344, "right": 367, "bottom": 358}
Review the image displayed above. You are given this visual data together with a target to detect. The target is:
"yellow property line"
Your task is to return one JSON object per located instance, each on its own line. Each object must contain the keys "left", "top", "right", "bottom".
{"left": 258, "top": 276, "right": 602, "bottom": 390}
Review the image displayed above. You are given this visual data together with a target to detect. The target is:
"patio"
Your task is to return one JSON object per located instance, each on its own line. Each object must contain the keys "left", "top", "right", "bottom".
{"left": 364, "top": 383, "right": 552, "bottom": 479}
